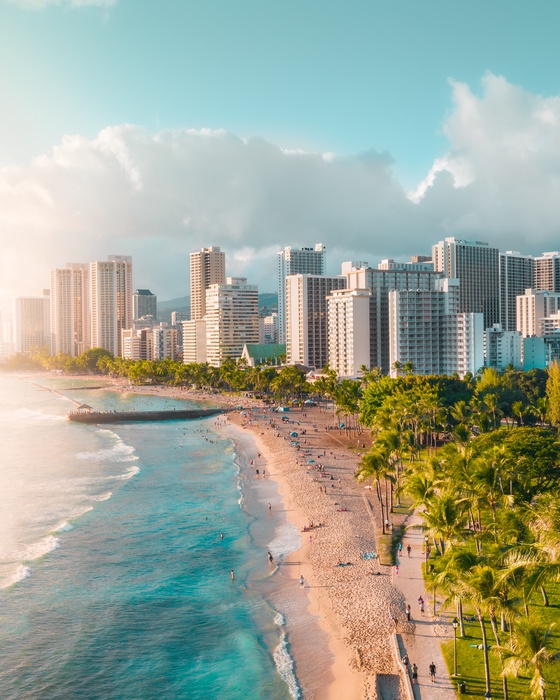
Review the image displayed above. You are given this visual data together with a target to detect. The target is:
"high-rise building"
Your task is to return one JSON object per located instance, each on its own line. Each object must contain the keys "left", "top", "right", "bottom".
{"left": 152, "top": 326, "right": 178, "bottom": 360}
{"left": 14, "top": 293, "right": 50, "bottom": 355}
{"left": 260, "top": 312, "right": 279, "bottom": 344}
{"left": 285, "top": 274, "right": 345, "bottom": 368}
{"left": 343, "top": 261, "right": 441, "bottom": 375}
{"left": 122, "top": 328, "right": 153, "bottom": 360}
{"left": 485, "top": 324, "right": 522, "bottom": 371}
{"left": 388, "top": 278, "right": 483, "bottom": 378}
{"left": 90, "top": 255, "right": 133, "bottom": 357}
{"left": 499, "top": 251, "right": 534, "bottom": 332}
{"left": 50, "top": 263, "right": 90, "bottom": 356}
{"left": 189, "top": 246, "right": 226, "bottom": 321}
{"left": 533, "top": 252, "right": 560, "bottom": 292}
{"left": 132, "top": 289, "right": 157, "bottom": 320}
{"left": 327, "top": 288, "right": 371, "bottom": 378}
{"left": 205, "top": 277, "right": 259, "bottom": 367}
{"left": 277, "top": 244, "right": 326, "bottom": 344}
{"left": 182, "top": 320, "right": 207, "bottom": 364}
{"left": 516, "top": 288, "right": 560, "bottom": 337}
{"left": 432, "top": 237, "right": 500, "bottom": 327}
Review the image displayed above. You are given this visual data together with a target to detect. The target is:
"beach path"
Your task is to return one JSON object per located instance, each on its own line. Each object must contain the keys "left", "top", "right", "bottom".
{"left": 392, "top": 511, "right": 456, "bottom": 699}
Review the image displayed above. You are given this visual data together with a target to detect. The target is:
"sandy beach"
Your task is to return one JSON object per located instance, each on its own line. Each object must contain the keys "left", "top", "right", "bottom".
{"left": 105, "top": 382, "right": 409, "bottom": 700}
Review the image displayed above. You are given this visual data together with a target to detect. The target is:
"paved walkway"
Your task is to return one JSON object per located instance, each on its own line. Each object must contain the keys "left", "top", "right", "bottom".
{"left": 391, "top": 511, "right": 456, "bottom": 699}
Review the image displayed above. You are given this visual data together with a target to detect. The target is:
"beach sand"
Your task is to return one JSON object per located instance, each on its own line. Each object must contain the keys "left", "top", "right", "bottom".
{"left": 59, "top": 378, "right": 408, "bottom": 699}
{"left": 111, "top": 383, "right": 408, "bottom": 700}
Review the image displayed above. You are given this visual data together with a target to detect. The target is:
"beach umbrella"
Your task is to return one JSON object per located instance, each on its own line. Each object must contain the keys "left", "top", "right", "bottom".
{"left": 290, "top": 431, "right": 299, "bottom": 437}
{"left": 307, "top": 459, "right": 315, "bottom": 464}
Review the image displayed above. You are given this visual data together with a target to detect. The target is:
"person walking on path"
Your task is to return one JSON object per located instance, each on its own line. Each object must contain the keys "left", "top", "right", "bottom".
{"left": 407, "top": 544, "right": 411, "bottom": 557}
{"left": 299, "top": 575, "right": 304, "bottom": 587}
{"left": 411, "top": 663, "right": 418, "bottom": 684}
{"left": 406, "top": 604, "right": 411, "bottom": 621}
{"left": 429, "top": 661, "right": 436, "bottom": 683}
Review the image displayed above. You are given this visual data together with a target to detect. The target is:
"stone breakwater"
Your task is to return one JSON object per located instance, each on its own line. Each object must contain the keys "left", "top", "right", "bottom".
{"left": 67, "top": 408, "right": 226, "bottom": 424}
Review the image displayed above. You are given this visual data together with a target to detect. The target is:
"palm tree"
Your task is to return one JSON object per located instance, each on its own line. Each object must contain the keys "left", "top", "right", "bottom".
{"left": 422, "top": 492, "right": 465, "bottom": 556}
{"left": 458, "top": 565, "right": 495, "bottom": 698}
{"left": 355, "top": 448, "right": 395, "bottom": 533}
{"left": 499, "top": 619, "right": 559, "bottom": 700}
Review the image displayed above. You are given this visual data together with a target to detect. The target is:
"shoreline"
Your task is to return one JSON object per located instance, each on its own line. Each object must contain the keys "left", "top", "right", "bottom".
{"left": 45, "top": 376, "right": 406, "bottom": 699}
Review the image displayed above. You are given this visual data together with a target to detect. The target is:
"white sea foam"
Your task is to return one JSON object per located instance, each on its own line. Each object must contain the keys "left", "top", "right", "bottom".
{"left": 19, "top": 535, "right": 60, "bottom": 561}
{"left": 268, "top": 523, "right": 301, "bottom": 559}
{"left": 53, "top": 521, "right": 74, "bottom": 533}
{"left": 91, "top": 491, "right": 113, "bottom": 502}
{"left": 77, "top": 440, "right": 138, "bottom": 463}
{"left": 0, "top": 564, "right": 31, "bottom": 589}
{"left": 112, "top": 465, "right": 140, "bottom": 481}
{"left": 274, "top": 611, "right": 286, "bottom": 626}
{"left": 68, "top": 505, "right": 94, "bottom": 519}
{"left": 273, "top": 633, "right": 300, "bottom": 700}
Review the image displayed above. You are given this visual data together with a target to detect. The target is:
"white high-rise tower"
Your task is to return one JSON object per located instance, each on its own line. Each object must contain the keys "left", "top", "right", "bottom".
{"left": 277, "top": 244, "right": 325, "bottom": 344}
{"left": 50, "top": 263, "right": 90, "bottom": 356}
{"left": 90, "top": 255, "right": 133, "bottom": 357}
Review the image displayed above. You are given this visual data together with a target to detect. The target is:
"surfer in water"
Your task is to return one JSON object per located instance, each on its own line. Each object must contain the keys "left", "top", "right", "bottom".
{"left": 268, "top": 551, "right": 274, "bottom": 564}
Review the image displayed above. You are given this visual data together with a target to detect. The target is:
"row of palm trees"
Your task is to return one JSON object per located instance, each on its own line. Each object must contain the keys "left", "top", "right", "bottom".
{"left": 355, "top": 373, "right": 560, "bottom": 699}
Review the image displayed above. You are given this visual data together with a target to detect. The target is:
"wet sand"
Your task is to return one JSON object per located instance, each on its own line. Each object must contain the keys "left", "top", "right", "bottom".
{"left": 70, "top": 379, "right": 408, "bottom": 699}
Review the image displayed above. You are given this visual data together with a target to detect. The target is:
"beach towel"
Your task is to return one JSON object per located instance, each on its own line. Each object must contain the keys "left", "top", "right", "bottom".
{"left": 363, "top": 552, "right": 377, "bottom": 560}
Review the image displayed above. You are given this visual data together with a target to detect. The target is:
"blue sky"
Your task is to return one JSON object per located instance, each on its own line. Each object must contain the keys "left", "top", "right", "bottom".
{"left": 2, "top": 0, "right": 560, "bottom": 311}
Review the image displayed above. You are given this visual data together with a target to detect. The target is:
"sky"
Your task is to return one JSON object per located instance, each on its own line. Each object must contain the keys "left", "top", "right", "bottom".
{"left": 2, "top": 0, "right": 560, "bottom": 316}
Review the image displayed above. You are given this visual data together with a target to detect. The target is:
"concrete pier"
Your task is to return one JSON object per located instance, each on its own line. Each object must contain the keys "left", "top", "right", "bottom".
{"left": 67, "top": 408, "right": 226, "bottom": 424}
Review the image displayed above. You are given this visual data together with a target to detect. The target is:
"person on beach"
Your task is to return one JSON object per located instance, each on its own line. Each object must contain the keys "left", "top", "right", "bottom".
{"left": 407, "top": 544, "right": 411, "bottom": 558}
{"left": 406, "top": 604, "right": 411, "bottom": 621}
{"left": 299, "top": 575, "right": 304, "bottom": 587}
{"left": 411, "top": 663, "right": 418, "bottom": 684}
{"left": 402, "top": 654, "right": 409, "bottom": 667}
{"left": 395, "top": 565, "right": 399, "bottom": 575}
{"left": 398, "top": 542, "right": 403, "bottom": 554}
{"left": 268, "top": 502, "right": 272, "bottom": 512}
{"left": 429, "top": 661, "right": 436, "bottom": 682}
{"left": 268, "top": 551, "right": 274, "bottom": 564}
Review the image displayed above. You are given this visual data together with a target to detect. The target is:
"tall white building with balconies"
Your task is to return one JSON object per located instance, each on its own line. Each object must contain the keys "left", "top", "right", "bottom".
{"left": 389, "top": 278, "right": 483, "bottom": 378}
{"left": 485, "top": 324, "right": 522, "bottom": 370}
{"left": 327, "top": 288, "right": 371, "bottom": 378}
{"left": 343, "top": 261, "right": 441, "bottom": 374}
{"left": 90, "top": 255, "right": 133, "bottom": 357}
{"left": 516, "top": 288, "right": 560, "bottom": 337}
{"left": 285, "top": 274, "right": 345, "bottom": 369}
{"left": 14, "top": 293, "right": 50, "bottom": 355}
{"left": 534, "top": 252, "right": 560, "bottom": 292}
{"left": 278, "top": 244, "right": 325, "bottom": 344}
{"left": 50, "top": 263, "right": 90, "bottom": 356}
{"left": 189, "top": 246, "right": 226, "bottom": 321}
{"left": 205, "top": 277, "right": 259, "bottom": 367}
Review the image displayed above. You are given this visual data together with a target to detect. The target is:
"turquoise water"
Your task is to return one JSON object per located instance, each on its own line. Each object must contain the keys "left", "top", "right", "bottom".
{"left": 0, "top": 376, "right": 298, "bottom": 700}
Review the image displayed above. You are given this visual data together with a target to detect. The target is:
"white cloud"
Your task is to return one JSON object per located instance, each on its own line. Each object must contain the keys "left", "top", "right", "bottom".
{"left": 4, "top": 73, "right": 560, "bottom": 314}
{"left": 6, "top": 0, "right": 115, "bottom": 9}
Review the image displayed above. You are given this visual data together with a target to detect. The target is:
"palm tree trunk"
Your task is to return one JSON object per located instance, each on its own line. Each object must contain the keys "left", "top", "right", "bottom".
{"left": 541, "top": 585, "right": 549, "bottom": 607}
{"left": 489, "top": 611, "right": 509, "bottom": 700}
{"left": 458, "top": 599, "right": 465, "bottom": 637}
{"left": 476, "top": 608, "right": 492, "bottom": 697}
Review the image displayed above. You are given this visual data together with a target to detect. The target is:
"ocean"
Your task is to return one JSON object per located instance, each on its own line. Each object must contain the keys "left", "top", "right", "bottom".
{"left": 0, "top": 375, "right": 314, "bottom": 700}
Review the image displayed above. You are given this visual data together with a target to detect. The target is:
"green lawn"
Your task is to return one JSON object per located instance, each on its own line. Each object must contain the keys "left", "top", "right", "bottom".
{"left": 441, "top": 584, "right": 560, "bottom": 699}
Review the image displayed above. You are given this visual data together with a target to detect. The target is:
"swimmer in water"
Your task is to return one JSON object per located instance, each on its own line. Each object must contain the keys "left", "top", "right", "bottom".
{"left": 268, "top": 551, "right": 274, "bottom": 564}
{"left": 231, "top": 570, "right": 235, "bottom": 581}
{"left": 220, "top": 532, "right": 224, "bottom": 540}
